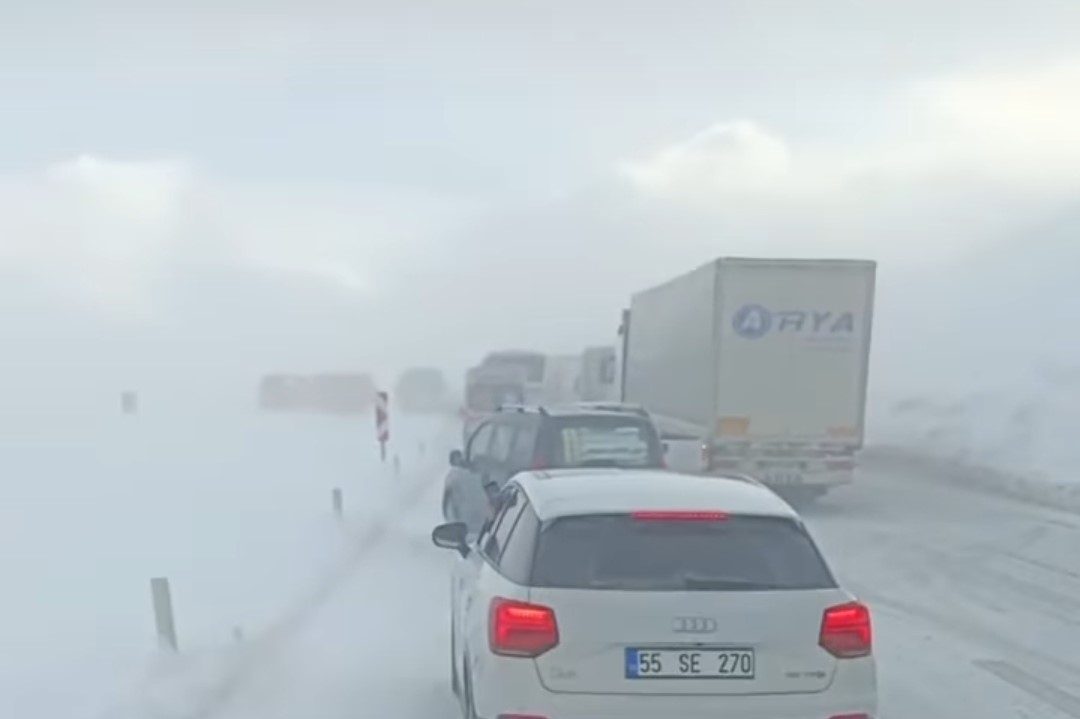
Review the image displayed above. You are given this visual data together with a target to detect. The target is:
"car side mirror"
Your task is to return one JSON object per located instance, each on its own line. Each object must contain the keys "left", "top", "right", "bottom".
{"left": 431, "top": 521, "right": 470, "bottom": 557}
{"left": 482, "top": 480, "right": 500, "bottom": 501}
{"left": 449, "top": 449, "right": 466, "bottom": 468}
{"left": 662, "top": 441, "right": 670, "bottom": 454}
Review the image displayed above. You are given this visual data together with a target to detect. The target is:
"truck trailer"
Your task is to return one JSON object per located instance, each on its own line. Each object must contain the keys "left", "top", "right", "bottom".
{"left": 618, "top": 257, "right": 876, "bottom": 503}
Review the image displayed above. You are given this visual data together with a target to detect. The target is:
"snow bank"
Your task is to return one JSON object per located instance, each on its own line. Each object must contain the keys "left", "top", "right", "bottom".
{"left": 870, "top": 377, "right": 1080, "bottom": 484}
{"left": 865, "top": 367, "right": 1080, "bottom": 512}
{"left": 865, "top": 224, "right": 1080, "bottom": 504}
{"left": 0, "top": 396, "right": 456, "bottom": 719}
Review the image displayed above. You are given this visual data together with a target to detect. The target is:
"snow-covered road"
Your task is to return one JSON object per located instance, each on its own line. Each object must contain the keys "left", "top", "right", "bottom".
{"left": 811, "top": 464, "right": 1080, "bottom": 718}
{"left": 194, "top": 459, "right": 1080, "bottom": 719}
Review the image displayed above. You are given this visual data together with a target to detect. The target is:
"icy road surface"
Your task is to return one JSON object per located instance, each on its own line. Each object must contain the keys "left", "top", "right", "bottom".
{"left": 197, "top": 462, "right": 1080, "bottom": 719}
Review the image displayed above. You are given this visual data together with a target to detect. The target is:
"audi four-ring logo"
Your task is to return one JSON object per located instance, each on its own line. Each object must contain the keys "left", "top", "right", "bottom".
{"left": 672, "top": 616, "right": 718, "bottom": 633}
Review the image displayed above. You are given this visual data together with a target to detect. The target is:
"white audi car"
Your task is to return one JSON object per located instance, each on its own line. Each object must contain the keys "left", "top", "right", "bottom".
{"left": 431, "top": 468, "right": 877, "bottom": 719}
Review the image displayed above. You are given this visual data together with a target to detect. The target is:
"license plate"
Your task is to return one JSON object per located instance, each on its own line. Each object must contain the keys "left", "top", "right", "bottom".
{"left": 625, "top": 648, "right": 755, "bottom": 679}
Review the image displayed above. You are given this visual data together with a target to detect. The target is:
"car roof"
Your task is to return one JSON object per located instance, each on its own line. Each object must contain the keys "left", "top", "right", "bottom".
{"left": 513, "top": 469, "right": 798, "bottom": 522}
{"left": 496, "top": 404, "right": 652, "bottom": 419}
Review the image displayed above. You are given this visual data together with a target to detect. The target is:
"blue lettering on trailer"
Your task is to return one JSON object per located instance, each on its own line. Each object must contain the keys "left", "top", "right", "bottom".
{"left": 732, "top": 304, "right": 855, "bottom": 340}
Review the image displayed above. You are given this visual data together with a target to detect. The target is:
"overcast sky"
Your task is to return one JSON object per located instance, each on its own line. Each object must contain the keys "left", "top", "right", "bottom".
{"left": 2, "top": 1, "right": 1079, "bottom": 390}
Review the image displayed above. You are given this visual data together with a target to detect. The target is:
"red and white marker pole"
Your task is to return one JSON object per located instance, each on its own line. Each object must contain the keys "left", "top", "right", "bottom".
{"left": 375, "top": 391, "right": 389, "bottom": 462}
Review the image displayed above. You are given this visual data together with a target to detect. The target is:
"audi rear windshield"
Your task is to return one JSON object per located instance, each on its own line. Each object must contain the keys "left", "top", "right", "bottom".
{"left": 529, "top": 514, "right": 836, "bottom": 591}
{"left": 539, "top": 415, "right": 664, "bottom": 469}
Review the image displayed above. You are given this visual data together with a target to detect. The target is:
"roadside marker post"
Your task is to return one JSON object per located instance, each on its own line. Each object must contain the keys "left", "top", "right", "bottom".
{"left": 375, "top": 391, "right": 389, "bottom": 462}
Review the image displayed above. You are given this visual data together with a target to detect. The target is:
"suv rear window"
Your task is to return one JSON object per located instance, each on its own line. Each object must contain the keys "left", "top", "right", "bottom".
{"left": 540, "top": 416, "right": 663, "bottom": 469}
{"left": 466, "top": 382, "right": 524, "bottom": 412}
{"left": 530, "top": 514, "right": 836, "bottom": 591}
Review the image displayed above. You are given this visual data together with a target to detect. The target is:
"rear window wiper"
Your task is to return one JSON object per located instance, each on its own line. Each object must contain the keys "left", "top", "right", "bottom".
{"left": 578, "top": 459, "right": 622, "bottom": 467}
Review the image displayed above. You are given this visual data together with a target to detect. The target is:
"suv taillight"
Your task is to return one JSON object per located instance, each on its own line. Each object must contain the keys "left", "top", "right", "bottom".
{"left": 819, "top": 602, "right": 872, "bottom": 658}
{"left": 489, "top": 597, "right": 559, "bottom": 657}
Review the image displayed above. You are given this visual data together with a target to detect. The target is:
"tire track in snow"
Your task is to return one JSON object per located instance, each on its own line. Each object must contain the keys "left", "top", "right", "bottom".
{"left": 183, "top": 470, "right": 439, "bottom": 719}
{"left": 99, "top": 445, "right": 448, "bottom": 719}
{"left": 974, "top": 660, "right": 1080, "bottom": 718}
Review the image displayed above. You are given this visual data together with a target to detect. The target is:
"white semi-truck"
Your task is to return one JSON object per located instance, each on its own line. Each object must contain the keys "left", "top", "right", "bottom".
{"left": 618, "top": 257, "right": 876, "bottom": 503}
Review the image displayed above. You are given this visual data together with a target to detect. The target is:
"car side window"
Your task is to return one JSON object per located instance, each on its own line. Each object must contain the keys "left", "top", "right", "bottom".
{"left": 490, "top": 420, "right": 516, "bottom": 463}
{"left": 468, "top": 422, "right": 494, "bottom": 462}
{"left": 483, "top": 486, "right": 524, "bottom": 560}
{"left": 476, "top": 484, "right": 514, "bottom": 548}
{"left": 496, "top": 500, "right": 540, "bottom": 584}
{"left": 509, "top": 418, "right": 540, "bottom": 467}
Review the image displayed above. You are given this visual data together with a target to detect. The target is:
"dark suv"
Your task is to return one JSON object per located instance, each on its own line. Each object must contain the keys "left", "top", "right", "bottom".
{"left": 441, "top": 404, "right": 666, "bottom": 532}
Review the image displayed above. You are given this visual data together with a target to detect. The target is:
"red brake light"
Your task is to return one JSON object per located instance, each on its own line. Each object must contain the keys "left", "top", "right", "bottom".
{"left": 820, "top": 602, "right": 872, "bottom": 658}
{"left": 489, "top": 598, "right": 559, "bottom": 657}
{"left": 630, "top": 510, "right": 729, "bottom": 521}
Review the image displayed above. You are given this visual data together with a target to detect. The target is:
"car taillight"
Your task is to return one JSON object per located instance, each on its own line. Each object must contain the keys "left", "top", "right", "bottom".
{"left": 826, "top": 459, "right": 855, "bottom": 471}
{"left": 630, "top": 510, "right": 729, "bottom": 521}
{"left": 828, "top": 714, "right": 870, "bottom": 719}
{"left": 820, "top": 602, "right": 872, "bottom": 658}
{"left": 489, "top": 598, "right": 559, "bottom": 657}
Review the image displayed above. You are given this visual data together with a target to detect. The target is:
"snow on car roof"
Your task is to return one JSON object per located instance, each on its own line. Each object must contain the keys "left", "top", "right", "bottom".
{"left": 514, "top": 469, "right": 797, "bottom": 522}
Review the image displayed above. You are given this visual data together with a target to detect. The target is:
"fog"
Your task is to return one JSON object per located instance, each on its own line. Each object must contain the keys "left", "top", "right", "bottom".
{"left": 4, "top": 2, "right": 1080, "bottom": 717}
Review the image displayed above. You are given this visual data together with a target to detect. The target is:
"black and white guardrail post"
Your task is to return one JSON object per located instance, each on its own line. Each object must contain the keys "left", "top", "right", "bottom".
{"left": 375, "top": 391, "right": 389, "bottom": 462}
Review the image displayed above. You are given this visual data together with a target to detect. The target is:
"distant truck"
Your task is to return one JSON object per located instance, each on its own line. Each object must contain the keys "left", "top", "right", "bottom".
{"left": 577, "top": 345, "right": 618, "bottom": 402}
{"left": 395, "top": 367, "right": 449, "bottom": 413}
{"left": 477, "top": 350, "right": 547, "bottom": 404}
{"left": 476, "top": 349, "right": 582, "bottom": 406}
{"left": 618, "top": 257, "right": 876, "bottom": 504}
{"left": 541, "top": 354, "right": 583, "bottom": 405}
{"left": 461, "top": 364, "right": 528, "bottom": 440}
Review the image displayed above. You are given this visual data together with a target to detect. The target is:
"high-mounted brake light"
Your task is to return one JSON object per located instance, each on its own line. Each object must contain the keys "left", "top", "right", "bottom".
{"left": 630, "top": 510, "right": 729, "bottom": 521}
{"left": 819, "top": 602, "right": 872, "bottom": 658}
{"left": 489, "top": 598, "right": 559, "bottom": 657}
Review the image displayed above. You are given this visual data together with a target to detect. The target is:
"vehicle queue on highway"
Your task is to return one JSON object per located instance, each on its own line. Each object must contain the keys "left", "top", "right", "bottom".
{"left": 430, "top": 255, "right": 879, "bottom": 719}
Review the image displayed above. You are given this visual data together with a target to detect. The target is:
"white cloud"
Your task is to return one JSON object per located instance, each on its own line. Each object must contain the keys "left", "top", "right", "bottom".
{"left": 5, "top": 56, "right": 1080, "bottom": 381}
{"left": 0, "top": 156, "right": 192, "bottom": 316}
{"left": 902, "top": 59, "right": 1080, "bottom": 192}
{"left": 0, "top": 156, "right": 480, "bottom": 322}
{"left": 616, "top": 58, "right": 1080, "bottom": 265}
{"left": 619, "top": 121, "right": 795, "bottom": 200}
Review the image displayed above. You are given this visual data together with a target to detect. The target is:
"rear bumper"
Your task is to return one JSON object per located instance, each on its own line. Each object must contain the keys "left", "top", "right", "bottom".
{"left": 709, "top": 462, "right": 857, "bottom": 490}
{"left": 475, "top": 657, "right": 877, "bottom": 719}
{"left": 480, "top": 690, "right": 877, "bottom": 719}
{"left": 771, "top": 467, "right": 855, "bottom": 489}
